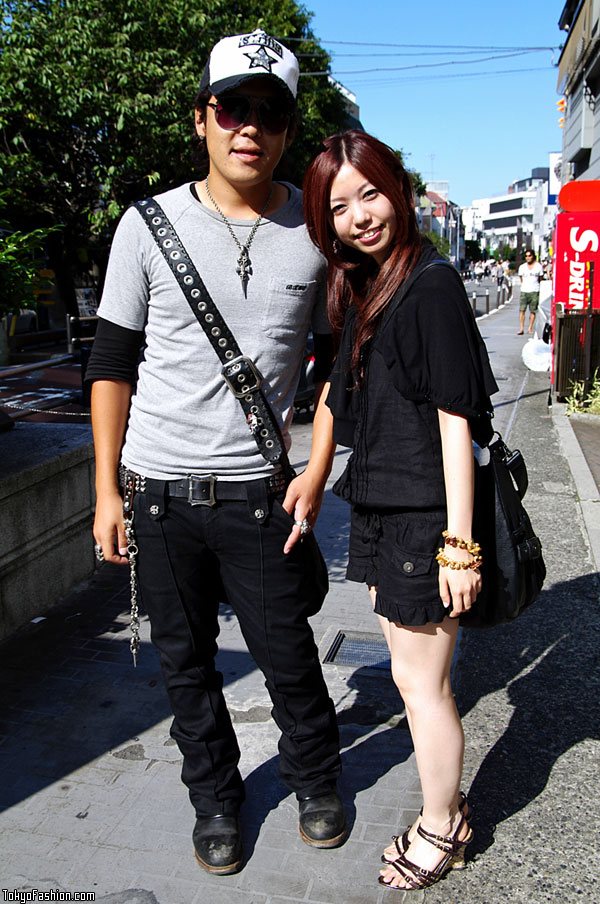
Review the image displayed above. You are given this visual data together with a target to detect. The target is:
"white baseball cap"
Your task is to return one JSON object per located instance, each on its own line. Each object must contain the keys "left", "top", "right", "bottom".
{"left": 199, "top": 29, "right": 299, "bottom": 104}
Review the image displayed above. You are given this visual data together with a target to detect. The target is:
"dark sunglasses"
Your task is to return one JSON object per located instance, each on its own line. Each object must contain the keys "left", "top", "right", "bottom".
{"left": 207, "top": 95, "right": 292, "bottom": 135}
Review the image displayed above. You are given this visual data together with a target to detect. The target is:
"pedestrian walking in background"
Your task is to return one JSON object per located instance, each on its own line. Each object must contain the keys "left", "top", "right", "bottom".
{"left": 86, "top": 28, "right": 346, "bottom": 876}
{"left": 303, "top": 130, "right": 498, "bottom": 892}
{"left": 496, "top": 260, "right": 505, "bottom": 288}
{"left": 517, "top": 249, "right": 543, "bottom": 334}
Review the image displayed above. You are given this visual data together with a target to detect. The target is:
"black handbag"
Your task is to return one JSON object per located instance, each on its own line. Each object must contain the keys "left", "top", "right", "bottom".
{"left": 460, "top": 432, "right": 546, "bottom": 629}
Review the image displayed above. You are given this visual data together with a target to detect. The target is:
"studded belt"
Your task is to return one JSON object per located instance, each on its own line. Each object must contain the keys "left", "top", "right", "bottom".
{"left": 119, "top": 466, "right": 288, "bottom": 509}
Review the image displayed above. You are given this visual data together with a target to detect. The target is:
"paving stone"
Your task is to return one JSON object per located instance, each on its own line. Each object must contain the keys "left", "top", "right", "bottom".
{"left": 235, "top": 868, "right": 309, "bottom": 898}
{"left": 1, "top": 302, "right": 599, "bottom": 903}
{"left": 192, "top": 887, "right": 267, "bottom": 904}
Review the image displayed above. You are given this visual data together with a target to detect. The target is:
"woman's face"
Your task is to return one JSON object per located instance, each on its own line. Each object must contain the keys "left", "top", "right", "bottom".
{"left": 329, "top": 163, "right": 397, "bottom": 265}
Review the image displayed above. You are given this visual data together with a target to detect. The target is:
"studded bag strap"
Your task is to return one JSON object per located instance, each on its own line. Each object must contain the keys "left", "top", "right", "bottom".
{"left": 134, "top": 198, "right": 292, "bottom": 473}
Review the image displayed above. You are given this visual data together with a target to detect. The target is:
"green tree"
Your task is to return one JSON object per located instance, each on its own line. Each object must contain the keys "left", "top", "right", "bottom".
{"left": 464, "top": 239, "right": 482, "bottom": 262}
{"left": 0, "top": 0, "right": 347, "bottom": 312}
{"left": 394, "top": 150, "right": 426, "bottom": 197}
{"left": 0, "top": 193, "right": 58, "bottom": 317}
{"left": 422, "top": 231, "right": 450, "bottom": 258}
{"left": 0, "top": 226, "right": 54, "bottom": 321}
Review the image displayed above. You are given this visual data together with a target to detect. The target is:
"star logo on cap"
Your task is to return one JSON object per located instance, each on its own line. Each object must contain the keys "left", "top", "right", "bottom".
{"left": 244, "top": 46, "right": 277, "bottom": 73}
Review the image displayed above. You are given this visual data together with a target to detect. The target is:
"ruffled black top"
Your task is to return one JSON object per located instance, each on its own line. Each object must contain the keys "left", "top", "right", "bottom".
{"left": 326, "top": 243, "right": 498, "bottom": 510}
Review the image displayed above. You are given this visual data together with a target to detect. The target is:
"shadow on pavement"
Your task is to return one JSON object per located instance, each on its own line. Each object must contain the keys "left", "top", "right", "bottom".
{"left": 0, "top": 564, "right": 258, "bottom": 812}
{"left": 456, "top": 572, "right": 600, "bottom": 857}
{"left": 240, "top": 664, "right": 412, "bottom": 859}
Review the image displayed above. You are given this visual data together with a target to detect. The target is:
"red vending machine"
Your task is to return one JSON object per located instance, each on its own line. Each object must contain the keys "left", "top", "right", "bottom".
{"left": 552, "top": 182, "right": 600, "bottom": 398}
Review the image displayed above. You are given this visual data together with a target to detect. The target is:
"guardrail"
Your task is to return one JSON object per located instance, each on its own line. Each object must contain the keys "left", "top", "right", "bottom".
{"left": 0, "top": 354, "right": 75, "bottom": 380}
{"left": 66, "top": 314, "right": 98, "bottom": 354}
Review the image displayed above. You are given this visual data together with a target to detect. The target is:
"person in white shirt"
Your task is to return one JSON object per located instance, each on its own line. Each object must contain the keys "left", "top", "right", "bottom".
{"left": 517, "top": 249, "right": 543, "bottom": 334}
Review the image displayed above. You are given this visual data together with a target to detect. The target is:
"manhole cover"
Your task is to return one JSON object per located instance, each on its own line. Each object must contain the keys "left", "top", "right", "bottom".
{"left": 323, "top": 630, "right": 390, "bottom": 670}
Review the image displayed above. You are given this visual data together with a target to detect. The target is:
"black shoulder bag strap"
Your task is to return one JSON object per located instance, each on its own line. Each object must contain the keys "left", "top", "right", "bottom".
{"left": 380, "top": 257, "right": 453, "bottom": 332}
{"left": 134, "top": 197, "right": 293, "bottom": 478}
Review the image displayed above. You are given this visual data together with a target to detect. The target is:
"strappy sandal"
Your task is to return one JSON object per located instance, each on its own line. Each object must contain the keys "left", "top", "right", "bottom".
{"left": 378, "top": 813, "right": 473, "bottom": 892}
{"left": 381, "top": 791, "right": 471, "bottom": 864}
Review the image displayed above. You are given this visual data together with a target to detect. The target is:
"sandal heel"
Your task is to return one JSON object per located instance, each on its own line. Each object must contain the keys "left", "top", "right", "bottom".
{"left": 451, "top": 825, "right": 474, "bottom": 870}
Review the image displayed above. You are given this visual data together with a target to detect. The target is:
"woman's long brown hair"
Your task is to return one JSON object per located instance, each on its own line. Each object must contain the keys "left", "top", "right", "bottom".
{"left": 303, "top": 131, "right": 421, "bottom": 371}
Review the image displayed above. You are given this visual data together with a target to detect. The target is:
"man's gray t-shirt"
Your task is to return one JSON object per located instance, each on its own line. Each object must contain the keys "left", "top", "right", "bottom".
{"left": 97, "top": 182, "right": 328, "bottom": 481}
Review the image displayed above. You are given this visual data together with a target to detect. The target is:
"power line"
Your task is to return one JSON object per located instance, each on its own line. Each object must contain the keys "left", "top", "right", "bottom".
{"left": 339, "top": 65, "right": 555, "bottom": 88}
{"left": 282, "top": 37, "right": 561, "bottom": 51}
{"left": 317, "top": 49, "right": 557, "bottom": 58}
{"left": 297, "top": 48, "right": 557, "bottom": 58}
{"left": 301, "top": 49, "right": 554, "bottom": 77}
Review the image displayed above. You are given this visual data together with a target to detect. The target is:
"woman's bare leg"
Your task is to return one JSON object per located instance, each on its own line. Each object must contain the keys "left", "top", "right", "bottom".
{"left": 380, "top": 617, "right": 469, "bottom": 888}
{"left": 369, "top": 586, "right": 391, "bottom": 650}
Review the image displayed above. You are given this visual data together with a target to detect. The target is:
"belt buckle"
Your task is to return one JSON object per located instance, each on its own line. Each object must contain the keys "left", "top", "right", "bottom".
{"left": 221, "top": 355, "right": 263, "bottom": 398}
{"left": 187, "top": 474, "right": 216, "bottom": 507}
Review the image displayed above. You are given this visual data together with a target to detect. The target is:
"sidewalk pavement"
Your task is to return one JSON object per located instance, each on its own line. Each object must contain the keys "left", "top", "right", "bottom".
{"left": 0, "top": 289, "right": 599, "bottom": 904}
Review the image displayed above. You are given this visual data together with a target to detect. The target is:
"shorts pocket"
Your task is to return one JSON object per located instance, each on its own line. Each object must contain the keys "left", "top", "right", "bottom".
{"left": 389, "top": 511, "right": 445, "bottom": 577}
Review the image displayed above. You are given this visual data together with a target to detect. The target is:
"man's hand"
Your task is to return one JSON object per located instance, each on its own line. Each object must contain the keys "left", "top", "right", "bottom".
{"left": 93, "top": 490, "right": 129, "bottom": 565}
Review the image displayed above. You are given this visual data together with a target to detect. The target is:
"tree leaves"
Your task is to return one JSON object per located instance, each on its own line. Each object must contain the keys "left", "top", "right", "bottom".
{"left": 0, "top": 0, "right": 347, "bottom": 294}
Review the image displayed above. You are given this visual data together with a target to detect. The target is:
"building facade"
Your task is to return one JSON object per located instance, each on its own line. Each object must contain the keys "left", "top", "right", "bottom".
{"left": 421, "top": 184, "right": 465, "bottom": 266}
{"left": 464, "top": 168, "right": 554, "bottom": 259}
{"left": 557, "top": 0, "right": 600, "bottom": 181}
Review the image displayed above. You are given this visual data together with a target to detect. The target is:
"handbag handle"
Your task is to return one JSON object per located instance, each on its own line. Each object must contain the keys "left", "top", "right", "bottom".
{"left": 489, "top": 436, "right": 528, "bottom": 500}
{"left": 134, "top": 198, "right": 294, "bottom": 477}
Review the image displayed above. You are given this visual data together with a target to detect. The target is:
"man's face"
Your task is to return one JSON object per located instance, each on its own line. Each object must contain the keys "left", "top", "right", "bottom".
{"left": 196, "top": 78, "right": 292, "bottom": 193}
{"left": 525, "top": 252, "right": 534, "bottom": 264}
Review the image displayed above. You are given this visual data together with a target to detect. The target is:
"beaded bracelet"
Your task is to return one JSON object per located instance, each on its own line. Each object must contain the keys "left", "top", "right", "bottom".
{"left": 442, "top": 530, "right": 482, "bottom": 557}
{"left": 436, "top": 549, "right": 483, "bottom": 571}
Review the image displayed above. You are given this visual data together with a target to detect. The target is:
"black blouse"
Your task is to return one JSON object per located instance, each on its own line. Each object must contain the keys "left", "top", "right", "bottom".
{"left": 327, "top": 246, "right": 498, "bottom": 510}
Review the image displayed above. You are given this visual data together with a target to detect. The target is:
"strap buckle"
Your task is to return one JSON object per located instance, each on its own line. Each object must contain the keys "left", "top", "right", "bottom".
{"left": 221, "top": 355, "right": 263, "bottom": 398}
{"left": 187, "top": 474, "right": 217, "bottom": 507}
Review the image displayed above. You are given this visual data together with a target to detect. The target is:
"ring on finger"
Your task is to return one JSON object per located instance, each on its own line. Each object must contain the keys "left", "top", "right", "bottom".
{"left": 294, "top": 518, "right": 311, "bottom": 535}
{"left": 94, "top": 544, "right": 105, "bottom": 562}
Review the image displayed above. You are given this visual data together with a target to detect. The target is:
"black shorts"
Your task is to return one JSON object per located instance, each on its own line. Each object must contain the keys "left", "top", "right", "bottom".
{"left": 346, "top": 505, "right": 449, "bottom": 626}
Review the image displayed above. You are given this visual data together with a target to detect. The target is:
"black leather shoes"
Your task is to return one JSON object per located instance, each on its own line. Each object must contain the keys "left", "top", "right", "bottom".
{"left": 298, "top": 791, "right": 347, "bottom": 848}
{"left": 193, "top": 814, "right": 243, "bottom": 874}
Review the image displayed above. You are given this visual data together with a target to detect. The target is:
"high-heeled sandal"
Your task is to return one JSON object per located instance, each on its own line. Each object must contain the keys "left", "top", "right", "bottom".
{"left": 381, "top": 791, "right": 471, "bottom": 864}
{"left": 378, "top": 813, "right": 473, "bottom": 891}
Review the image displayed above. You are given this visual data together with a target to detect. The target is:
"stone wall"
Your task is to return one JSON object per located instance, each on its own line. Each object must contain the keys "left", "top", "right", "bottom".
{"left": 0, "top": 424, "right": 96, "bottom": 642}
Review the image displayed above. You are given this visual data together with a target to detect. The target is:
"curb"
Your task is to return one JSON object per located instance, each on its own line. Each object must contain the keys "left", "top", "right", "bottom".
{"left": 551, "top": 401, "right": 600, "bottom": 572}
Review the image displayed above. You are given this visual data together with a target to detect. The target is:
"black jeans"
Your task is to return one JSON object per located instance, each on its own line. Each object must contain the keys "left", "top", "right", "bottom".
{"left": 131, "top": 479, "right": 341, "bottom": 817}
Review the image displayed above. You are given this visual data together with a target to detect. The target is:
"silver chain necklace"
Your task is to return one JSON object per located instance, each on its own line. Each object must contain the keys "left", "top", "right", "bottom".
{"left": 204, "top": 177, "right": 273, "bottom": 289}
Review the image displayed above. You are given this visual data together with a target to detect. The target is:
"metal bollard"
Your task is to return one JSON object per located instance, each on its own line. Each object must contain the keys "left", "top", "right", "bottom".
{"left": 485, "top": 289, "right": 490, "bottom": 314}
{"left": 496, "top": 286, "right": 500, "bottom": 309}
{"left": 472, "top": 292, "right": 477, "bottom": 315}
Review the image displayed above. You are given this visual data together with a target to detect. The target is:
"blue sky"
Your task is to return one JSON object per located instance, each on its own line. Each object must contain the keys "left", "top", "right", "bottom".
{"left": 301, "top": 0, "right": 566, "bottom": 206}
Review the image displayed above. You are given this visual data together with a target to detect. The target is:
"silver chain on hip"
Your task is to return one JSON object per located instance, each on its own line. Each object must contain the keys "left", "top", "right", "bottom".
{"left": 123, "top": 510, "right": 141, "bottom": 667}
{"left": 204, "top": 176, "right": 273, "bottom": 290}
